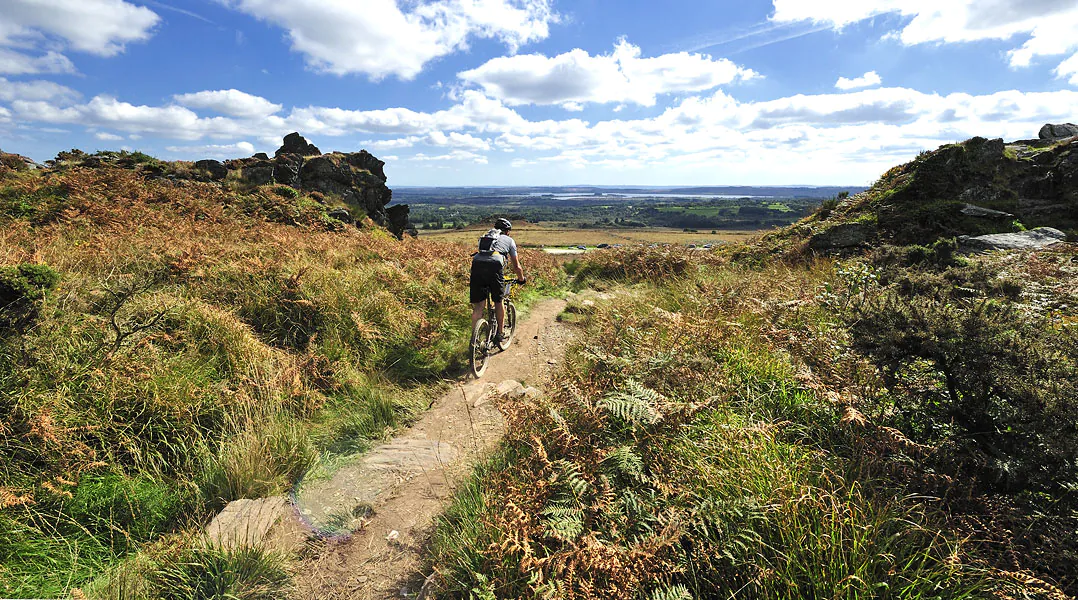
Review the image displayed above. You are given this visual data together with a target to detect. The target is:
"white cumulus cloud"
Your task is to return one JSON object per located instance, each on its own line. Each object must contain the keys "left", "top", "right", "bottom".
{"left": 0, "top": 49, "right": 76, "bottom": 75}
{"left": 835, "top": 71, "right": 882, "bottom": 90}
{"left": 9, "top": 84, "right": 1078, "bottom": 183}
{"left": 458, "top": 39, "right": 757, "bottom": 107}
{"left": 174, "top": 89, "right": 283, "bottom": 118}
{"left": 223, "top": 0, "right": 556, "bottom": 80}
{"left": 11, "top": 96, "right": 256, "bottom": 140}
{"left": 772, "top": 0, "right": 1078, "bottom": 84}
{"left": 1056, "top": 52, "right": 1078, "bottom": 84}
{"left": 0, "top": 77, "right": 80, "bottom": 102}
{"left": 0, "top": 0, "right": 159, "bottom": 57}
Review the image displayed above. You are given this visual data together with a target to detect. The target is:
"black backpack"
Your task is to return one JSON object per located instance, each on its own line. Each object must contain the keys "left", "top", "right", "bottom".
{"left": 477, "top": 229, "right": 502, "bottom": 257}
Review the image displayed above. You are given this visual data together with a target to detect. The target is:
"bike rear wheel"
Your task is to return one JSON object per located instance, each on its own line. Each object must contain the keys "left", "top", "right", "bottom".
{"left": 470, "top": 318, "right": 492, "bottom": 378}
{"left": 498, "top": 301, "right": 517, "bottom": 351}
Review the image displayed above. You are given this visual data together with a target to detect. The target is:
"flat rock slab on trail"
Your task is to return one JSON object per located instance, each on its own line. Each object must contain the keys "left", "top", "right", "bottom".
{"left": 286, "top": 297, "right": 572, "bottom": 599}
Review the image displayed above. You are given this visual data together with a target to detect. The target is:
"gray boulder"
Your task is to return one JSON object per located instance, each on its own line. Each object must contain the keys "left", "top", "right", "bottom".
{"left": 1038, "top": 123, "right": 1078, "bottom": 140}
{"left": 241, "top": 160, "right": 274, "bottom": 185}
{"left": 272, "top": 154, "right": 302, "bottom": 186}
{"left": 194, "top": 159, "right": 228, "bottom": 180}
{"left": 326, "top": 207, "right": 353, "bottom": 224}
{"left": 959, "top": 227, "right": 1067, "bottom": 251}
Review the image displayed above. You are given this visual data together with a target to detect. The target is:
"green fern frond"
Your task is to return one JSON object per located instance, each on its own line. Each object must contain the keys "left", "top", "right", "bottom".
{"left": 600, "top": 379, "right": 664, "bottom": 425}
{"left": 601, "top": 445, "right": 645, "bottom": 481}
{"left": 540, "top": 503, "right": 585, "bottom": 541}
{"left": 551, "top": 459, "right": 589, "bottom": 498}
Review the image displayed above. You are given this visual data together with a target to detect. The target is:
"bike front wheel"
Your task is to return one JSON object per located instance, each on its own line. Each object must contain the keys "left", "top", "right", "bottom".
{"left": 498, "top": 301, "right": 517, "bottom": 351}
{"left": 470, "top": 318, "right": 492, "bottom": 378}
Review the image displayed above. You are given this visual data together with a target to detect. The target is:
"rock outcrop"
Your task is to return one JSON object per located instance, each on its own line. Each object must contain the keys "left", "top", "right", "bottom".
{"left": 1039, "top": 123, "right": 1078, "bottom": 141}
{"left": 959, "top": 227, "right": 1067, "bottom": 251}
{"left": 275, "top": 132, "right": 321, "bottom": 157}
{"left": 25, "top": 133, "right": 413, "bottom": 238}
{"left": 797, "top": 125, "right": 1077, "bottom": 251}
{"left": 0, "top": 150, "right": 42, "bottom": 172}
{"left": 212, "top": 134, "right": 410, "bottom": 237}
{"left": 194, "top": 159, "right": 228, "bottom": 180}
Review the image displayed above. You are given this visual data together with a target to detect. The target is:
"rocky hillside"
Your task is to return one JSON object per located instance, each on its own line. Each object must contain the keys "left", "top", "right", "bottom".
{"left": 786, "top": 123, "right": 1077, "bottom": 252}
{"left": 2, "top": 132, "right": 416, "bottom": 238}
{"left": 0, "top": 142, "right": 560, "bottom": 596}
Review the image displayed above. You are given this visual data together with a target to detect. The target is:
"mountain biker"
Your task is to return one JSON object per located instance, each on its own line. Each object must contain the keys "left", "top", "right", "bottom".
{"left": 471, "top": 218, "right": 525, "bottom": 345}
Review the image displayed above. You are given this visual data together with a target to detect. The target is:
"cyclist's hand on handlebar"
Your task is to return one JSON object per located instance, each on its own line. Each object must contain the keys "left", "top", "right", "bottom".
{"left": 516, "top": 277, "right": 527, "bottom": 285}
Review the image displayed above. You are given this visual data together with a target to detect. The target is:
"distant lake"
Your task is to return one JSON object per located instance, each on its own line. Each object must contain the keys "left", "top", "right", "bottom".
{"left": 511, "top": 192, "right": 772, "bottom": 200}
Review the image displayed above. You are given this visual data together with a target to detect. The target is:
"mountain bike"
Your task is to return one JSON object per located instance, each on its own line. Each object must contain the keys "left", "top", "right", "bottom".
{"left": 470, "top": 276, "right": 523, "bottom": 378}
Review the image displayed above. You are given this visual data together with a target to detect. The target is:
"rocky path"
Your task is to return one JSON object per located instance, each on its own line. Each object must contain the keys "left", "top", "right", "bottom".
{"left": 203, "top": 297, "right": 573, "bottom": 599}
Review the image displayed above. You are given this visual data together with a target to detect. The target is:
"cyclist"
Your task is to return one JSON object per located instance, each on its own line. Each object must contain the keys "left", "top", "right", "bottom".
{"left": 470, "top": 218, "right": 525, "bottom": 345}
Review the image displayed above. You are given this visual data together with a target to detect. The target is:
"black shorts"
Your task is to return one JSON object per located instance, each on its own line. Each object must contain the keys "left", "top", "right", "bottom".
{"left": 470, "top": 260, "right": 505, "bottom": 304}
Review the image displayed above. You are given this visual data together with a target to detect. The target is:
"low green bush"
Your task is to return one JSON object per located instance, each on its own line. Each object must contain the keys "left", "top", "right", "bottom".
{"left": 848, "top": 286, "right": 1078, "bottom": 492}
{"left": 0, "top": 263, "right": 60, "bottom": 333}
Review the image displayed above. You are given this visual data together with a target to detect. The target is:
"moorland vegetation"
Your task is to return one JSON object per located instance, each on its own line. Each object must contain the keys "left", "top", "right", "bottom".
{"left": 0, "top": 149, "right": 562, "bottom": 596}
{"left": 429, "top": 132, "right": 1078, "bottom": 599}
{"left": 1, "top": 126, "right": 1075, "bottom": 599}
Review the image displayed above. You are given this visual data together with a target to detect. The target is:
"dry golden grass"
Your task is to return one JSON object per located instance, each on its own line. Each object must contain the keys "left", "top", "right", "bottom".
{"left": 0, "top": 165, "right": 566, "bottom": 596}
{"left": 419, "top": 224, "right": 763, "bottom": 248}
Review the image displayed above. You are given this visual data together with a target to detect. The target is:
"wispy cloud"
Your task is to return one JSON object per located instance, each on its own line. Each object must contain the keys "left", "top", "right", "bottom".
{"left": 672, "top": 20, "right": 834, "bottom": 55}
{"left": 140, "top": 0, "right": 214, "bottom": 24}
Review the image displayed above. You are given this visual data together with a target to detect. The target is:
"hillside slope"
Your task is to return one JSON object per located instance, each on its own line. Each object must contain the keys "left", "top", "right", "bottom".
{"left": 774, "top": 129, "right": 1077, "bottom": 252}
{"left": 0, "top": 149, "right": 562, "bottom": 596}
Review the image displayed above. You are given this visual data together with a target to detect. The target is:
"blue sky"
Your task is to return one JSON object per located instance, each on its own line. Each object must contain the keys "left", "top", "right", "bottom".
{"left": 1, "top": 0, "right": 1076, "bottom": 186}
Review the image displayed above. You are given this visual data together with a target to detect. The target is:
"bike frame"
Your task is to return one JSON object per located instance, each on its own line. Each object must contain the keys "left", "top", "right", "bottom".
{"left": 470, "top": 276, "right": 521, "bottom": 378}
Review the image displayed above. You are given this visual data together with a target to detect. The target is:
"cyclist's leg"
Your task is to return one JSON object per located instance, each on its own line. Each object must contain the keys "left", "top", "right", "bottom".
{"left": 471, "top": 302, "right": 484, "bottom": 330}
{"left": 489, "top": 263, "right": 506, "bottom": 336}
{"left": 495, "top": 300, "right": 506, "bottom": 336}
{"left": 469, "top": 260, "right": 489, "bottom": 330}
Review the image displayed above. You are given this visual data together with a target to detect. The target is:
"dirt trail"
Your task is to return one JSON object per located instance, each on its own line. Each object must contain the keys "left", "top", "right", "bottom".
{"left": 288, "top": 297, "right": 572, "bottom": 599}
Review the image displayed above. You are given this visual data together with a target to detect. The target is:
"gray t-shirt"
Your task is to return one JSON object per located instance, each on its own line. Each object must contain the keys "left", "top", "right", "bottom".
{"left": 475, "top": 229, "right": 517, "bottom": 265}
{"left": 492, "top": 233, "right": 517, "bottom": 259}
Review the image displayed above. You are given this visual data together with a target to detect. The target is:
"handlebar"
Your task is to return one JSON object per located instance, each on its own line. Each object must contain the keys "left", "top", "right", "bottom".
{"left": 503, "top": 277, "right": 526, "bottom": 285}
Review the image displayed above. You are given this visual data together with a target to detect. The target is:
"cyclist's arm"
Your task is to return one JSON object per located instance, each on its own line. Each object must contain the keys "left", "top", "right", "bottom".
{"left": 510, "top": 253, "right": 524, "bottom": 281}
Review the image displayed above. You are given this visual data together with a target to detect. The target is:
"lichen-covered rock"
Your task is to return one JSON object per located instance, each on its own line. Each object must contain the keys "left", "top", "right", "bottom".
{"left": 959, "top": 227, "right": 1067, "bottom": 251}
{"left": 241, "top": 160, "right": 274, "bottom": 185}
